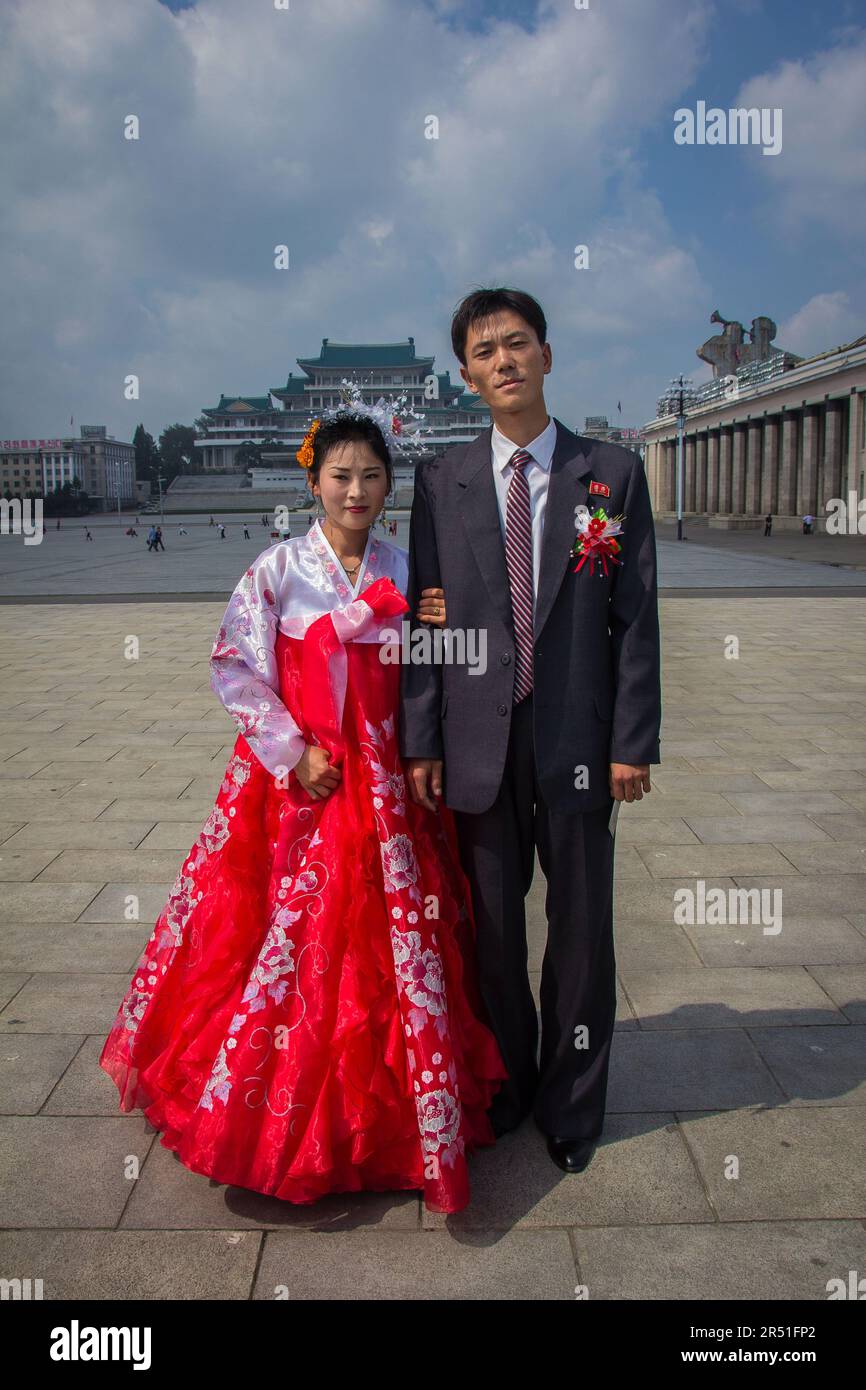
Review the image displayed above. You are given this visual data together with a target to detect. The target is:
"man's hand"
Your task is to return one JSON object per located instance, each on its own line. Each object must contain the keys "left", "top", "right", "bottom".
{"left": 406, "top": 758, "right": 443, "bottom": 812}
{"left": 609, "top": 762, "right": 651, "bottom": 803}
{"left": 295, "top": 745, "right": 343, "bottom": 800}
{"left": 416, "top": 587, "right": 446, "bottom": 627}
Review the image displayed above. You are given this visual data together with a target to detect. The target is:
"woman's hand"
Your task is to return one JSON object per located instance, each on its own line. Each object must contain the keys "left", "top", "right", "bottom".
{"left": 417, "top": 587, "right": 446, "bottom": 627}
{"left": 294, "top": 745, "right": 342, "bottom": 800}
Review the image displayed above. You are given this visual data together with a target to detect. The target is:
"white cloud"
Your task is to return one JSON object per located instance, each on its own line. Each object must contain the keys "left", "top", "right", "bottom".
{"left": 10, "top": 0, "right": 852, "bottom": 440}
{"left": 734, "top": 37, "right": 866, "bottom": 234}
{"left": 779, "top": 291, "right": 863, "bottom": 356}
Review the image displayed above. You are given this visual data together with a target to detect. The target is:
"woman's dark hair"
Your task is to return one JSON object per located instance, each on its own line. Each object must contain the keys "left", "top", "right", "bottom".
{"left": 309, "top": 413, "right": 393, "bottom": 490}
{"left": 451, "top": 287, "right": 547, "bottom": 365}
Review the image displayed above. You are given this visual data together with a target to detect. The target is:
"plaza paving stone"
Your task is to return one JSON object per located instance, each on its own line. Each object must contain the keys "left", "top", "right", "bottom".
{"left": 0, "top": 573, "right": 864, "bottom": 1298}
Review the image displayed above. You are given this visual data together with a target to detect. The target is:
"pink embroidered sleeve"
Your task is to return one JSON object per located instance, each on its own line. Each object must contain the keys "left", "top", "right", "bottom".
{"left": 209, "top": 556, "right": 306, "bottom": 780}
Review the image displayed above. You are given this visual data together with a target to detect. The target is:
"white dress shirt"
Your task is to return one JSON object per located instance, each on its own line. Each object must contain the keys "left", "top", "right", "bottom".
{"left": 490, "top": 414, "right": 557, "bottom": 597}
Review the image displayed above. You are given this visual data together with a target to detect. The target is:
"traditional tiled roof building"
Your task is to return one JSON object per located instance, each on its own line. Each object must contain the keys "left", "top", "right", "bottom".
{"left": 196, "top": 339, "right": 490, "bottom": 489}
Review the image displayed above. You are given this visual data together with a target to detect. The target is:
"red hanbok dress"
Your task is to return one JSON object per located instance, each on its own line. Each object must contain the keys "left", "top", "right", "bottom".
{"left": 99, "top": 520, "right": 507, "bottom": 1213}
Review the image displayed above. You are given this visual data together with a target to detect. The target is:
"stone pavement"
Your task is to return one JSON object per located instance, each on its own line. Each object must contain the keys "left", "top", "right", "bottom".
{"left": 0, "top": 594, "right": 864, "bottom": 1300}
{"left": 4, "top": 513, "right": 866, "bottom": 597}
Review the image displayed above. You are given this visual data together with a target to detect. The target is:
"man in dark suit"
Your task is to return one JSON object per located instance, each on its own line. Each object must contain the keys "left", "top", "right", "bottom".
{"left": 398, "top": 288, "right": 661, "bottom": 1174}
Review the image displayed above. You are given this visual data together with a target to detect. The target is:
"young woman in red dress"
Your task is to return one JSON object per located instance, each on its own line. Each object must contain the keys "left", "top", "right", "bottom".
{"left": 99, "top": 410, "right": 506, "bottom": 1213}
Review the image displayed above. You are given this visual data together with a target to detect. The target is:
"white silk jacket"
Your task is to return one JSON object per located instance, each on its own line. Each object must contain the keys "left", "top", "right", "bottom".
{"left": 209, "top": 519, "right": 409, "bottom": 777}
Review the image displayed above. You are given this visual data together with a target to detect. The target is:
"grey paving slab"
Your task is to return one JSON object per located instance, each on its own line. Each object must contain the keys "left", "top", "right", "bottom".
{"left": 620, "top": 966, "right": 843, "bottom": 1028}
{"left": 0, "top": 928, "right": 147, "bottom": 973}
{"left": 0, "top": 1034, "right": 85, "bottom": 1114}
{"left": 122, "top": 1140, "right": 422, "bottom": 1232}
{"left": 252, "top": 1227, "right": 578, "bottom": 1300}
{"left": 808, "top": 965, "right": 866, "bottom": 1022}
{"left": 0, "top": 1115, "right": 155, "bottom": 1227}
{"left": 41, "top": 1035, "right": 136, "bottom": 1115}
{"left": 573, "top": 1221, "right": 866, "bottom": 1300}
{"left": 78, "top": 883, "right": 172, "bottom": 924}
{"left": 0, "top": 882, "right": 104, "bottom": 923}
{"left": 34, "top": 850, "right": 185, "bottom": 882}
{"left": 0, "top": 1229, "right": 263, "bottom": 1300}
{"left": 96, "top": 798, "right": 215, "bottom": 823}
{"left": 0, "top": 972, "right": 131, "bottom": 1033}
{"left": 2, "top": 820, "right": 153, "bottom": 850}
{"left": 746, "top": 1025, "right": 866, "bottom": 1105}
{"left": 607, "top": 1029, "right": 785, "bottom": 1111}
{"left": 681, "top": 915, "right": 866, "bottom": 967}
{"left": 636, "top": 844, "right": 801, "bottom": 877}
{"left": 681, "top": 815, "right": 831, "bottom": 844}
{"left": 678, "top": 1107, "right": 866, "bottom": 1220}
{"left": 0, "top": 846, "right": 64, "bottom": 880}
{"left": 0, "top": 974, "right": 30, "bottom": 1010}
{"left": 420, "top": 1115, "right": 714, "bottom": 1230}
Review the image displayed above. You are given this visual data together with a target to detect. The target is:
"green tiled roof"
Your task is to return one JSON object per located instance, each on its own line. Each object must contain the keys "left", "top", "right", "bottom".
{"left": 454, "top": 391, "right": 490, "bottom": 411}
{"left": 297, "top": 339, "right": 433, "bottom": 370}
{"left": 269, "top": 374, "right": 307, "bottom": 396}
{"left": 202, "top": 395, "right": 274, "bottom": 415}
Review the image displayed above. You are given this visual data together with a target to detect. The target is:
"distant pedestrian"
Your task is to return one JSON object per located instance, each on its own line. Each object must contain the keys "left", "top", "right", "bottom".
{"left": 219, "top": 524, "right": 226, "bottom": 539}
{"left": 147, "top": 526, "right": 157, "bottom": 551}
{"left": 262, "top": 514, "right": 268, "bottom": 527}
{"left": 764, "top": 513, "right": 772, "bottom": 537}
{"left": 243, "top": 525, "right": 251, "bottom": 539}
{"left": 56, "top": 518, "right": 61, "bottom": 530}
{"left": 178, "top": 524, "right": 188, "bottom": 537}
{"left": 209, "top": 515, "right": 215, "bottom": 527}
{"left": 154, "top": 526, "right": 165, "bottom": 551}
{"left": 802, "top": 514, "right": 813, "bottom": 535}
{"left": 85, "top": 527, "right": 93, "bottom": 541}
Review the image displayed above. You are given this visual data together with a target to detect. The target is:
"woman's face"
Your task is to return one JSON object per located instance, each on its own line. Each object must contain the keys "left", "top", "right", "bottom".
{"left": 312, "top": 440, "right": 390, "bottom": 532}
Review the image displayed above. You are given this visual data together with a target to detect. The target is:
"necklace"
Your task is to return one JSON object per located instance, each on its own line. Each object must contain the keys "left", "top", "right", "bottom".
{"left": 322, "top": 522, "right": 365, "bottom": 581}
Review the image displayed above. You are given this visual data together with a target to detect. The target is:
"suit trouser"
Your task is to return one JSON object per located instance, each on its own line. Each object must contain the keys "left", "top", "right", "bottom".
{"left": 451, "top": 693, "right": 616, "bottom": 1140}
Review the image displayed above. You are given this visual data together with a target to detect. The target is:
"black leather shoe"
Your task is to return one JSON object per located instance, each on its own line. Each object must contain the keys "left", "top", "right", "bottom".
{"left": 546, "top": 1135, "right": 596, "bottom": 1173}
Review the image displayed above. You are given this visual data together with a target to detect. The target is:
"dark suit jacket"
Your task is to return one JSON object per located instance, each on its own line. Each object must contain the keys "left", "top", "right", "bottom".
{"left": 398, "top": 418, "right": 662, "bottom": 814}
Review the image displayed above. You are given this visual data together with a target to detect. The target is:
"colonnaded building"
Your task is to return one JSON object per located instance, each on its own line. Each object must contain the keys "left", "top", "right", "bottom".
{"left": 643, "top": 312, "right": 866, "bottom": 528}
{"left": 176, "top": 339, "right": 492, "bottom": 512}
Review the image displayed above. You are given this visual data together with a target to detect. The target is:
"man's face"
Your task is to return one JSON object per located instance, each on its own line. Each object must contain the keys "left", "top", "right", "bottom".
{"left": 459, "top": 309, "right": 552, "bottom": 413}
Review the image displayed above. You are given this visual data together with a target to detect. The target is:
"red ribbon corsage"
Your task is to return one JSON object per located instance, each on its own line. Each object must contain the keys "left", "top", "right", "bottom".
{"left": 571, "top": 504, "right": 624, "bottom": 577}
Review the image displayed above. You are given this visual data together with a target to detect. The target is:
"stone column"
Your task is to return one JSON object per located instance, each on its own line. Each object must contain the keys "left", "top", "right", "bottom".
{"left": 761, "top": 415, "right": 779, "bottom": 514}
{"left": 731, "top": 423, "right": 747, "bottom": 513}
{"left": 778, "top": 411, "right": 798, "bottom": 515}
{"left": 845, "top": 393, "right": 863, "bottom": 499}
{"left": 657, "top": 438, "right": 675, "bottom": 511}
{"left": 798, "top": 406, "right": 819, "bottom": 516}
{"left": 823, "top": 399, "right": 844, "bottom": 509}
{"left": 695, "top": 433, "right": 708, "bottom": 513}
{"left": 684, "top": 435, "right": 696, "bottom": 512}
{"left": 745, "top": 420, "right": 762, "bottom": 514}
{"left": 706, "top": 430, "right": 720, "bottom": 513}
{"left": 718, "top": 426, "right": 733, "bottom": 513}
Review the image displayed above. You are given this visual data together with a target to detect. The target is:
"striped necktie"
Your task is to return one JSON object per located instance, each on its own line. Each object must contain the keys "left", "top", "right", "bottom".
{"left": 504, "top": 448, "right": 534, "bottom": 703}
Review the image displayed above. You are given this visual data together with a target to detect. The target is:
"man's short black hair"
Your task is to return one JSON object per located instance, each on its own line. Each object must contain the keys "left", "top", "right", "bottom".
{"left": 451, "top": 287, "right": 547, "bottom": 366}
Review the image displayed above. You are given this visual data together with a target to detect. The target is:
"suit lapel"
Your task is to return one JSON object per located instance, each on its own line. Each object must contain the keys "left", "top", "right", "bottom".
{"left": 457, "top": 419, "right": 594, "bottom": 641}
{"left": 534, "top": 423, "right": 594, "bottom": 639}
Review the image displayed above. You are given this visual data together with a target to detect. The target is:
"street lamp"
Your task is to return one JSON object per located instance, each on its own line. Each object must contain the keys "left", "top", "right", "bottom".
{"left": 668, "top": 375, "right": 696, "bottom": 541}
{"left": 157, "top": 475, "right": 166, "bottom": 527}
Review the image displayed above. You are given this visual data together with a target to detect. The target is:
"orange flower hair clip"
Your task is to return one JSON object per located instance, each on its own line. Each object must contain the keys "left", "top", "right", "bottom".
{"left": 296, "top": 418, "right": 321, "bottom": 469}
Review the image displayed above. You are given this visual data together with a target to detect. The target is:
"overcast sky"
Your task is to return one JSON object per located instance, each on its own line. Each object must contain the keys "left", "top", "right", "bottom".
{"left": 1, "top": 0, "right": 864, "bottom": 444}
